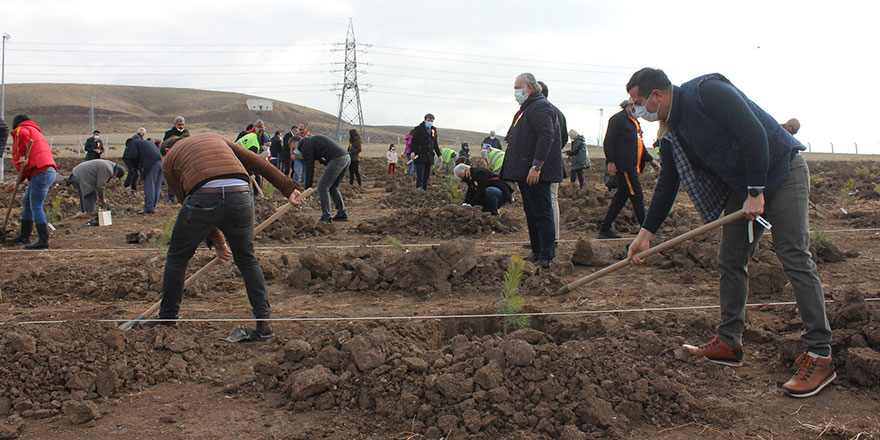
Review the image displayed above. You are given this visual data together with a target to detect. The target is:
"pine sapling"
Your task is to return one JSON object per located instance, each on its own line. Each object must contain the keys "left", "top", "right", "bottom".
{"left": 496, "top": 256, "right": 530, "bottom": 334}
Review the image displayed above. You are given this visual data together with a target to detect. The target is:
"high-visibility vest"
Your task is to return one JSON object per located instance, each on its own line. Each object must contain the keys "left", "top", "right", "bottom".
{"left": 440, "top": 147, "right": 456, "bottom": 163}
{"left": 237, "top": 132, "right": 260, "bottom": 153}
{"left": 487, "top": 148, "right": 505, "bottom": 172}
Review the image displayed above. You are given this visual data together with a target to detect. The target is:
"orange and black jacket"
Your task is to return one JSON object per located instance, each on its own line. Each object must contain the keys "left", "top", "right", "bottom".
{"left": 603, "top": 109, "right": 653, "bottom": 174}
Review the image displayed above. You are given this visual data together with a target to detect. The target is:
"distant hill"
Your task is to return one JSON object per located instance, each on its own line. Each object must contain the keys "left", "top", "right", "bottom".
{"left": 3, "top": 83, "right": 491, "bottom": 155}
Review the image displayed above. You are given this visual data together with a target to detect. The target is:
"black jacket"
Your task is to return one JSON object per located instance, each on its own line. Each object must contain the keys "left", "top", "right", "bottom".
{"left": 501, "top": 93, "right": 563, "bottom": 182}
{"left": 481, "top": 136, "right": 502, "bottom": 150}
{"left": 603, "top": 109, "right": 653, "bottom": 173}
{"left": 269, "top": 135, "right": 283, "bottom": 158}
{"left": 123, "top": 139, "right": 162, "bottom": 175}
{"left": 565, "top": 135, "right": 590, "bottom": 170}
{"left": 84, "top": 136, "right": 104, "bottom": 161}
{"left": 459, "top": 146, "right": 470, "bottom": 158}
{"left": 348, "top": 138, "right": 362, "bottom": 162}
{"left": 298, "top": 135, "right": 349, "bottom": 188}
{"left": 463, "top": 167, "right": 513, "bottom": 207}
{"left": 163, "top": 127, "right": 190, "bottom": 141}
{"left": 410, "top": 122, "right": 441, "bottom": 165}
{"left": 282, "top": 132, "right": 294, "bottom": 157}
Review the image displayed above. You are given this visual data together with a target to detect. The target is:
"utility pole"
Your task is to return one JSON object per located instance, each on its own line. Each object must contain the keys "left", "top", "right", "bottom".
{"left": 1, "top": 33, "right": 10, "bottom": 122}
{"left": 334, "top": 19, "right": 366, "bottom": 144}
{"left": 89, "top": 96, "right": 95, "bottom": 134}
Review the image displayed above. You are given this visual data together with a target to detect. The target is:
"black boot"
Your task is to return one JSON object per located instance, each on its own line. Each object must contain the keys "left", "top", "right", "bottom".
{"left": 25, "top": 223, "right": 49, "bottom": 250}
{"left": 6, "top": 220, "right": 33, "bottom": 244}
{"left": 256, "top": 314, "right": 274, "bottom": 340}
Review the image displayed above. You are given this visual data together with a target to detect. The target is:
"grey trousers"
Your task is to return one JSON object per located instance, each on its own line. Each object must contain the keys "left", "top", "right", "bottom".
{"left": 318, "top": 155, "right": 351, "bottom": 218}
{"left": 717, "top": 154, "right": 832, "bottom": 356}
{"left": 550, "top": 182, "right": 559, "bottom": 241}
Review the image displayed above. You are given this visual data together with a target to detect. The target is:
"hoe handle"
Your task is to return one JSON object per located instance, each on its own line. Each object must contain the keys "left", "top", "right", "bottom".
{"left": 2, "top": 140, "right": 35, "bottom": 233}
{"left": 556, "top": 210, "right": 745, "bottom": 295}
{"left": 118, "top": 187, "right": 314, "bottom": 329}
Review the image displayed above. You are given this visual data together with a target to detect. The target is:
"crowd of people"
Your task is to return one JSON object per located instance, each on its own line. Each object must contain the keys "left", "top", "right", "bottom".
{"left": 0, "top": 66, "right": 834, "bottom": 398}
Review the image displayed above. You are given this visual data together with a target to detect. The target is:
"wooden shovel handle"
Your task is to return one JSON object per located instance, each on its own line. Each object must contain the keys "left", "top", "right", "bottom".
{"left": 556, "top": 210, "right": 745, "bottom": 295}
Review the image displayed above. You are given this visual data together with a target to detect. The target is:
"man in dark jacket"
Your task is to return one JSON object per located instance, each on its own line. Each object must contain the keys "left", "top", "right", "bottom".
{"left": 124, "top": 137, "right": 164, "bottom": 214}
{"left": 625, "top": 68, "right": 833, "bottom": 398}
{"left": 290, "top": 134, "right": 351, "bottom": 222}
{"left": 84, "top": 130, "right": 104, "bottom": 161}
{"left": 600, "top": 99, "right": 661, "bottom": 238}
{"left": 501, "top": 73, "right": 563, "bottom": 269}
{"left": 269, "top": 131, "right": 283, "bottom": 169}
{"left": 280, "top": 126, "right": 296, "bottom": 176}
{"left": 122, "top": 128, "right": 146, "bottom": 191}
{"left": 163, "top": 117, "right": 189, "bottom": 203}
{"left": 481, "top": 131, "right": 502, "bottom": 150}
{"left": 148, "top": 133, "right": 303, "bottom": 338}
{"left": 455, "top": 164, "right": 512, "bottom": 215}
{"left": 410, "top": 113, "right": 442, "bottom": 190}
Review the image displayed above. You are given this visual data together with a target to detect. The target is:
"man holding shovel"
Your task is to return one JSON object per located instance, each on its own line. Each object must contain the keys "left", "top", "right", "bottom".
{"left": 625, "top": 68, "right": 833, "bottom": 398}
{"left": 146, "top": 133, "right": 303, "bottom": 340}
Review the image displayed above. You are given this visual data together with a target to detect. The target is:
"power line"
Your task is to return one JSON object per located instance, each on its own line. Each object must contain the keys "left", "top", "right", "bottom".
{"left": 368, "top": 43, "right": 638, "bottom": 71}
{"left": 8, "top": 71, "right": 331, "bottom": 77}
{"left": 367, "top": 49, "right": 635, "bottom": 75}
{"left": 12, "top": 41, "right": 332, "bottom": 48}
{"left": 9, "top": 48, "right": 331, "bottom": 54}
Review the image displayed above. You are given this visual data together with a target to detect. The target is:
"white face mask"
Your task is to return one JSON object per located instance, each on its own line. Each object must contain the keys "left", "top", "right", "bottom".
{"left": 634, "top": 94, "right": 660, "bottom": 122}
{"left": 514, "top": 88, "right": 528, "bottom": 104}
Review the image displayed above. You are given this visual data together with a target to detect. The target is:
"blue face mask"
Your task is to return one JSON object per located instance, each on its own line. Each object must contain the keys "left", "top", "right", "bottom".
{"left": 425, "top": 121, "right": 433, "bottom": 129}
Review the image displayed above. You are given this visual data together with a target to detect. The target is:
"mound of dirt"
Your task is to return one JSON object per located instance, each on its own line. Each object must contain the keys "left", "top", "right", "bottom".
{"left": 260, "top": 213, "right": 334, "bottom": 242}
{"left": 289, "top": 239, "right": 563, "bottom": 297}
{"left": 244, "top": 319, "right": 737, "bottom": 439}
{"left": 357, "top": 205, "right": 521, "bottom": 238}
{"left": 0, "top": 322, "right": 225, "bottom": 426}
{"left": 379, "top": 184, "right": 450, "bottom": 209}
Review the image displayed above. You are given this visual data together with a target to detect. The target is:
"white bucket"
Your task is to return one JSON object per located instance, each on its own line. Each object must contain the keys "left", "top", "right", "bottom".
{"left": 98, "top": 209, "right": 113, "bottom": 226}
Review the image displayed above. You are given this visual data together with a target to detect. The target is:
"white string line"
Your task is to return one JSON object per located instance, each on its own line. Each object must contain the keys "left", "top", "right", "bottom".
{"left": 2, "top": 298, "right": 877, "bottom": 326}
{"left": 1, "top": 227, "right": 877, "bottom": 254}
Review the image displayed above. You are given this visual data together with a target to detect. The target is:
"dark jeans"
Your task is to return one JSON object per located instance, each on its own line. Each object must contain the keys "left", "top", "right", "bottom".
{"left": 570, "top": 168, "right": 584, "bottom": 188}
{"left": 160, "top": 190, "right": 270, "bottom": 319}
{"left": 519, "top": 181, "right": 555, "bottom": 261}
{"left": 319, "top": 155, "right": 350, "bottom": 218}
{"left": 349, "top": 160, "right": 362, "bottom": 186}
{"left": 481, "top": 186, "right": 507, "bottom": 215}
{"left": 414, "top": 162, "right": 431, "bottom": 190}
{"left": 270, "top": 158, "right": 279, "bottom": 169}
{"left": 143, "top": 161, "right": 163, "bottom": 212}
{"left": 123, "top": 157, "right": 139, "bottom": 191}
{"left": 601, "top": 171, "right": 645, "bottom": 231}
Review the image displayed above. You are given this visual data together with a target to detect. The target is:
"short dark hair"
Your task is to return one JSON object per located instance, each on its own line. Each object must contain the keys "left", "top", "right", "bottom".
{"left": 424, "top": 113, "right": 435, "bottom": 120}
{"left": 245, "top": 124, "right": 254, "bottom": 131}
{"left": 93, "top": 130, "right": 101, "bottom": 134}
{"left": 274, "top": 131, "right": 281, "bottom": 136}
{"left": 626, "top": 68, "right": 672, "bottom": 97}
{"left": 461, "top": 142, "right": 469, "bottom": 147}
{"left": 11, "top": 114, "right": 30, "bottom": 129}
{"left": 537, "top": 81, "right": 549, "bottom": 98}
{"left": 114, "top": 165, "right": 126, "bottom": 179}
{"left": 160, "top": 134, "right": 189, "bottom": 156}
{"left": 289, "top": 135, "right": 303, "bottom": 146}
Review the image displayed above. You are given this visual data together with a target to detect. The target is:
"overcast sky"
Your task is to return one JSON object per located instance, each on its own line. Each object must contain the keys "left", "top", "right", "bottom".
{"left": 2, "top": 0, "right": 877, "bottom": 153}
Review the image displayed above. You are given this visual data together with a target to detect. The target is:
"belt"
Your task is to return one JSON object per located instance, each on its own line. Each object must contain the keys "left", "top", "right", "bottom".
{"left": 193, "top": 185, "right": 250, "bottom": 195}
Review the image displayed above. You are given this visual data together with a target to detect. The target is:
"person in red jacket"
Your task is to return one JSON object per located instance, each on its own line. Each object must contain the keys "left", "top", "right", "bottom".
{"left": 4, "top": 115, "right": 58, "bottom": 249}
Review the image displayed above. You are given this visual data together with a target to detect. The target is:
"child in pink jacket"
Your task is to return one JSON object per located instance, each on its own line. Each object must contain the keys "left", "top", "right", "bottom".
{"left": 386, "top": 144, "right": 399, "bottom": 175}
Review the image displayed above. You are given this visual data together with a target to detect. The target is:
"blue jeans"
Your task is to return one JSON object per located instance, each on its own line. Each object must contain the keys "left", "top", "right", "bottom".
{"left": 519, "top": 181, "right": 555, "bottom": 261}
{"left": 481, "top": 186, "right": 507, "bottom": 215}
{"left": 21, "top": 167, "right": 56, "bottom": 224}
{"left": 160, "top": 190, "right": 270, "bottom": 319}
{"left": 414, "top": 162, "right": 431, "bottom": 190}
{"left": 143, "top": 161, "right": 164, "bottom": 212}
{"left": 293, "top": 160, "right": 305, "bottom": 184}
{"left": 318, "top": 155, "right": 350, "bottom": 218}
{"left": 406, "top": 159, "right": 415, "bottom": 176}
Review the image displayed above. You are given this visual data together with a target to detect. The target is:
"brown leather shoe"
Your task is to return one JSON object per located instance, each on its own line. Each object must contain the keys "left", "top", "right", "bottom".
{"left": 782, "top": 353, "right": 836, "bottom": 398}
{"left": 255, "top": 315, "right": 274, "bottom": 340}
{"left": 682, "top": 336, "right": 743, "bottom": 367}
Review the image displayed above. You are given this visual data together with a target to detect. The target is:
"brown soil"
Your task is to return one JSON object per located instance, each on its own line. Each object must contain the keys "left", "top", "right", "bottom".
{"left": 1, "top": 157, "right": 879, "bottom": 439}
